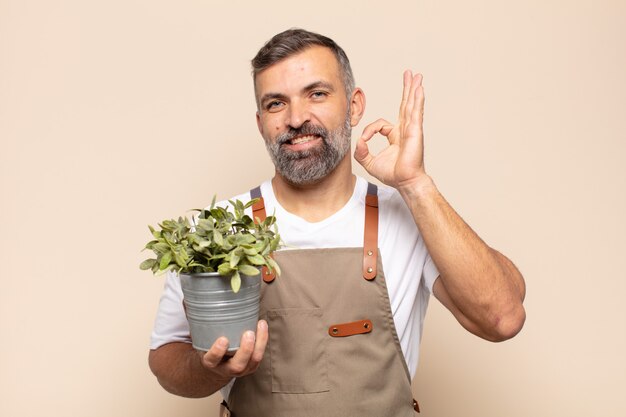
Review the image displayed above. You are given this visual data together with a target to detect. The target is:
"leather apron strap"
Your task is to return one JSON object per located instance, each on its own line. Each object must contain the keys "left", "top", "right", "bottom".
{"left": 363, "top": 182, "right": 378, "bottom": 280}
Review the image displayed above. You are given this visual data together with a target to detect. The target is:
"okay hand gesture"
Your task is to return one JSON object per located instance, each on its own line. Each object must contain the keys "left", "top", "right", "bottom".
{"left": 354, "top": 71, "right": 428, "bottom": 191}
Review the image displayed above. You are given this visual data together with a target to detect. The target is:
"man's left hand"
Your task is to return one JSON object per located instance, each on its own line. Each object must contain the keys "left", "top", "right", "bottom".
{"left": 354, "top": 71, "right": 428, "bottom": 192}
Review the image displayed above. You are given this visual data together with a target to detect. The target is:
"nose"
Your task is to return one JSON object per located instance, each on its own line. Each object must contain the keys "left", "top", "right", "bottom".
{"left": 285, "top": 99, "right": 310, "bottom": 129}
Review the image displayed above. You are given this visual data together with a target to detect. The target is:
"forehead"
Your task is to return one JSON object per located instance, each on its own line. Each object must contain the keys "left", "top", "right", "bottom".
{"left": 254, "top": 46, "right": 342, "bottom": 97}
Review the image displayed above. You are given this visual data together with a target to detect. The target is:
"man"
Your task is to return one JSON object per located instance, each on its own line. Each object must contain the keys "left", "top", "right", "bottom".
{"left": 149, "top": 29, "right": 526, "bottom": 416}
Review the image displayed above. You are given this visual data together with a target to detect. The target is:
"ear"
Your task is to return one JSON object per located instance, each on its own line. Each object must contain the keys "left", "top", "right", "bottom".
{"left": 349, "top": 88, "right": 366, "bottom": 127}
{"left": 256, "top": 111, "right": 263, "bottom": 135}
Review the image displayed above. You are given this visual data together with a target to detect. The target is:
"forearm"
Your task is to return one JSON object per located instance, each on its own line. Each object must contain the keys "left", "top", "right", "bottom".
{"left": 399, "top": 176, "right": 526, "bottom": 340}
{"left": 148, "top": 342, "right": 231, "bottom": 398}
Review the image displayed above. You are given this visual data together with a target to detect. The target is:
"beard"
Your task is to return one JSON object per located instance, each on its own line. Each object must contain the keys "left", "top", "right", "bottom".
{"left": 264, "top": 110, "right": 352, "bottom": 185}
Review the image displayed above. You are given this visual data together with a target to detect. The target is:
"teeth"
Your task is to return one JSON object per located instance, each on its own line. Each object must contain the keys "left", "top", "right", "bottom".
{"left": 291, "top": 135, "right": 316, "bottom": 145}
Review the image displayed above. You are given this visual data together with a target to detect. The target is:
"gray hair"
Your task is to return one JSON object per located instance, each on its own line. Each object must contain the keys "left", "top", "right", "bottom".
{"left": 251, "top": 28, "right": 355, "bottom": 101}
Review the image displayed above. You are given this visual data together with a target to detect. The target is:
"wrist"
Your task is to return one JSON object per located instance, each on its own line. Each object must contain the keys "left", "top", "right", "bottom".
{"left": 397, "top": 175, "right": 437, "bottom": 202}
{"left": 192, "top": 349, "right": 233, "bottom": 395}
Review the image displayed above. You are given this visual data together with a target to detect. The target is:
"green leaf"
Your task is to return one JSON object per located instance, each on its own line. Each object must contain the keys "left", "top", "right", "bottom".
{"left": 252, "top": 241, "right": 266, "bottom": 252}
{"left": 244, "top": 198, "right": 258, "bottom": 209}
{"left": 196, "top": 238, "right": 211, "bottom": 248}
{"left": 242, "top": 234, "right": 256, "bottom": 244}
{"left": 267, "top": 257, "right": 281, "bottom": 276}
{"left": 196, "top": 218, "right": 214, "bottom": 232}
{"left": 243, "top": 247, "right": 258, "bottom": 256}
{"left": 155, "top": 263, "right": 176, "bottom": 275}
{"left": 159, "top": 252, "right": 172, "bottom": 270}
{"left": 230, "top": 250, "right": 241, "bottom": 268}
{"left": 231, "top": 270, "right": 241, "bottom": 293}
{"left": 238, "top": 264, "right": 260, "bottom": 276}
{"left": 173, "top": 251, "right": 187, "bottom": 268}
{"left": 214, "top": 231, "right": 223, "bottom": 246}
{"left": 270, "top": 234, "right": 281, "bottom": 251}
{"left": 162, "top": 220, "right": 176, "bottom": 230}
{"left": 153, "top": 242, "right": 170, "bottom": 253}
{"left": 246, "top": 254, "right": 265, "bottom": 265}
{"left": 143, "top": 240, "right": 158, "bottom": 250}
{"left": 162, "top": 232, "right": 174, "bottom": 245}
{"left": 148, "top": 225, "right": 161, "bottom": 239}
{"left": 139, "top": 258, "right": 157, "bottom": 270}
{"left": 241, "top": 215, "right": 254, "bottom": 229}
{"left": 217, "top": 262, "right": 233, "bottom": 275}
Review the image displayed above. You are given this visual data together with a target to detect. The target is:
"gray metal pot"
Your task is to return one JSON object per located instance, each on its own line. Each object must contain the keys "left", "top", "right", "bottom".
{"left": 179, "top": 271, "right": 261, "bottom": 353}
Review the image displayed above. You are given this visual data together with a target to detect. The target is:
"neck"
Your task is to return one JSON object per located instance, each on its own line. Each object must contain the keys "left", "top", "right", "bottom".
{"left": 271, "top": 156, "right": 355, "bottom": 223}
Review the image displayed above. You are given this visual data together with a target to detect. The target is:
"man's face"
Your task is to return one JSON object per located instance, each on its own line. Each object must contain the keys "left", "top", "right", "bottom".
{"left": 255, "top": 46, "right": 354, "bottom": 185}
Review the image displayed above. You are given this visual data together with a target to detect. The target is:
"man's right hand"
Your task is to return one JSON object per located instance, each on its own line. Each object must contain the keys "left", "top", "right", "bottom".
{"left": 199, "top": 319, "right": 269, "bottom": 379}
{"left": 149, "top": 319, "right": 269, "bottom": 398}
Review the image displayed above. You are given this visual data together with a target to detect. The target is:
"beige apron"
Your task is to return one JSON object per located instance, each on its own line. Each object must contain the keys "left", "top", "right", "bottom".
{"left": 221, "top": 184, "right": 419, "bottom": 417}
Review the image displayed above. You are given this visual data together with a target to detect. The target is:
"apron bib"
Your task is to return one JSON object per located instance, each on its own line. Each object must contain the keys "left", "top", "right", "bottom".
{"left": 222, "top": 184, "right": 419, "bottom": 417}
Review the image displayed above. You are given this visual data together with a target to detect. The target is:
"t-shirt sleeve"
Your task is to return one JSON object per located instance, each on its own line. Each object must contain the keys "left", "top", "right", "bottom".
{"left": 422, "top": 254, "right": 440, "bottom": 294}
{"left": 150, "top": 271, "right": 191, "bottom": 349}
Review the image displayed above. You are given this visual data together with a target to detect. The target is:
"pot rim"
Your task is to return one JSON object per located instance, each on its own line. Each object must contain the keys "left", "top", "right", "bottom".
{"left": 179, "top": 270, "right": 261, "bottom": 278}
{"left": 179, "top": 271, "right": 221, "bottom": 278}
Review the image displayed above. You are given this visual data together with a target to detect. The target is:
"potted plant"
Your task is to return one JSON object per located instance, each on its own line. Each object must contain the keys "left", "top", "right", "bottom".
{"left": 140, "top": 197, "right": 281, "bottom": 352}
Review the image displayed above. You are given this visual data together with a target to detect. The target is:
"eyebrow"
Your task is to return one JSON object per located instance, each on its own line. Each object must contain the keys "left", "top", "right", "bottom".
{"left": 302, "top": 81, "right": 335, "bottom": 93}
{"left": 259, "top": 92, "right": 288, "bottom": 107}
{"left": 259, "top": 80, "right": 336, "bottom": 107}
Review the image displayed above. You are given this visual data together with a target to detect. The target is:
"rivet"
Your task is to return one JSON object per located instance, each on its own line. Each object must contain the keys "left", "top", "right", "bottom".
{"left": 332, "top": 328, "right": 338, "bottom": 334}
{"left": 367, "top": 267, "right": 373, "bottom": 273}
{"left": 364, "top": 322, "right": 370, "bottom": 329}
{"left": 367, "top": 250, "right": 373, "bottom": 256}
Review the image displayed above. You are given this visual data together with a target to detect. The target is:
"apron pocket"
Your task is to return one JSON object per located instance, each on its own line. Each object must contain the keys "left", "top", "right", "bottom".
{"left": 267, "top": 308, "right": 329, "bottom": 393}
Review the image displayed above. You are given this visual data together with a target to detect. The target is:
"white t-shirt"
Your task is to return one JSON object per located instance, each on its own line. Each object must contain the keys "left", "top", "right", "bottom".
{"left": 150, "top": 176, "right": 439, "bottom": 395}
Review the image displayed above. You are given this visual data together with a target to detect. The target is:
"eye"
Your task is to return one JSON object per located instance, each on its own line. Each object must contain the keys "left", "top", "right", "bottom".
{"left": 266, "top": 100, "right": 284, "bottom": 112}
{"left": 310, "top": 91, "right": 328, "bottom": 99}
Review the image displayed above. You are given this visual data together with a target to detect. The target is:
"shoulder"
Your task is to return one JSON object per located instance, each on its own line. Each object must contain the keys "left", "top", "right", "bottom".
{"left": 375, "top": 182, "right": 414, "bottom": 226}
{"left": 352, "top": 177, "right": 416, "bottom": 233}
{"left": 209, "top": 181, "right": 272, "bottom": 211}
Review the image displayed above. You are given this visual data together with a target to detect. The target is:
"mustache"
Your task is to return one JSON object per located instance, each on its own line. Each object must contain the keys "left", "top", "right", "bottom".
{"left": 276, "top": 124, "right": 328, "bottom": 145}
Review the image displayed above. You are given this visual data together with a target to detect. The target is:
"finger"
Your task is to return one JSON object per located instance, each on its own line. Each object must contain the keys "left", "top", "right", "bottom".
{"left": 405, "top": 85, "right": 426, "bottom": 156}
{"left": 398, "top": 70, "right": 413, "bottom": 120}
{"left": 407, "top": 82, "right": 425, "bottom": 135}
{"left": 414, "top": 83, "right": 425, "bottom": 126}
{"left": 200, "top": 337, "right": 230, "bottom": 368}
{"left": 360, "top": 118, "right": 395, "bottom": 142}
{"left": 249, "top": 320, "right": 268, "bottom": 370}
{"left": 224, "top": 330, "right": 256, "bottom": 376}
{"left": 404, "top": 73, "right": 423, "bottom": 125}
{"left": 354, "top": 135, "right": 374, "bottom": 168}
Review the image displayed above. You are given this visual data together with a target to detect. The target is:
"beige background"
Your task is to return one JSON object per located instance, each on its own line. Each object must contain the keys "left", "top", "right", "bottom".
{"left": 1, "top": 0, "right": 624, "bottom": 416}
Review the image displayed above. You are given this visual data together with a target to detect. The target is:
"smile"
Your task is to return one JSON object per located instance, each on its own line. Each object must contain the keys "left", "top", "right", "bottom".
{"left": 287, "top": 135, "right": 321, "bottom": 145}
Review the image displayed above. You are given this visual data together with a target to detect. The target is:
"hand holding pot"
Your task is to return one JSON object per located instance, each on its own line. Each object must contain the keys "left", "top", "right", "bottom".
{"left": 199, "top": 320, "right": 268, "bottom": 379}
